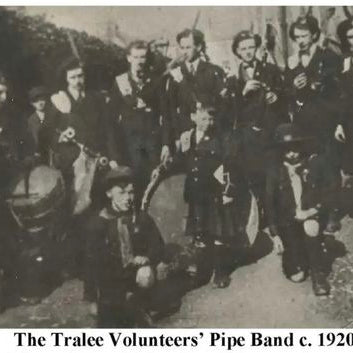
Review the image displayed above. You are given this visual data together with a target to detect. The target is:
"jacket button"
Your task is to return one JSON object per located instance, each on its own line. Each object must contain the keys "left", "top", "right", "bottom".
{"left": 194, "top": 157, "right": 198, "bottom": 161}
{"left": 194, "top": 177, "right": 198, "bottom": 181}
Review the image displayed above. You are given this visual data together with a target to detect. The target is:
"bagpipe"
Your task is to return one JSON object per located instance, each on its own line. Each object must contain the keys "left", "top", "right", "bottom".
{"left": 54, "top": 126, "right": 110, "bottom": 215}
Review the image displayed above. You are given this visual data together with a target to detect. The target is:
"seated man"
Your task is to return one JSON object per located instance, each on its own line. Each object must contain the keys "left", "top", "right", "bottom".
{"left": 85, "top": 166, "right": 165, "bottom": 327}
{"left": 266, "top": 123, "right": 331, "bottom": 296}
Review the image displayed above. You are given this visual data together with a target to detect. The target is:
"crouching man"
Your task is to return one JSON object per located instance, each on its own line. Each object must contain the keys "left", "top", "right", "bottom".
{"left": 85, "top": 166, "right": 165, "bottom": 327}
{"left": 266, "top": 123, "right": 331, "bottom": 296}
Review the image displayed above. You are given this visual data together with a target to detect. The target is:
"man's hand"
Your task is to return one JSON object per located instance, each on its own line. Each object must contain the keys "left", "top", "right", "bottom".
{"left": 293, "top": 73, "right": 308, "bottom": 90}
{"left": 265, "top": 91, "right": 278, "bottom": 105}
{"left": 58, "top": 127, "right": 75, "bottom": 143}
{"left": 160, "top": 145, "right": 171, "bottom": 166}
{"left": 242, "top": 80, "right": 261, "bottom": 96}
{"left": 272, "top": 235, "right": 284, "bottom": 255}
{"left": 156, "top": 262, "right": 170, "bottom": 281}
{"left": 295, "top": 207, "right": 318, "bottom": 221}
{"left": 109, "top": 160, "right": 119, "bottom": 170}
{"left": 222, "top": 195, "right": 234, "bottom": 205}
{"left": 133, "top": 256, "right": 150, "bottom": 266}
{"left": 335, "top": 124, "right": 346, "bottom": 143}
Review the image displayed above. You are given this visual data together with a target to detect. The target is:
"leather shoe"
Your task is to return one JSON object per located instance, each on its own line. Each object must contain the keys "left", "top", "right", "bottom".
{"left": 312, "top": 271, "right": 330, "bottom": 296}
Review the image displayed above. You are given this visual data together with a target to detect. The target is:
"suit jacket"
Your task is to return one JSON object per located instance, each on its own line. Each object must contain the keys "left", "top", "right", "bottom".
{"left": 108, "top": 71, "right": 164, "bottom": 166}
{"left": 339, "top": 56, "right": 353, "bottom": 139}
{"left": 285, "top": 46, "right": 341, "bottom": 140}
{"left": 51, "top": 90, "right": 112, "bottom": 170}
{"left": 266, "top": 154, "right": 329, "bottom": 236}
{"left": 231, "top": 59, "right": 286, "bottom": 134}
{"left": 178, "top": 127, "right": 225, "bottom": 203}
{"left": 26, "top": 106, "right": 57, "bottom": 163}
{"left": 165, "top": 60, "right": 226, "bottom": 143}
{"left": 86, "top": 208, "right": 164, "bottom": 286}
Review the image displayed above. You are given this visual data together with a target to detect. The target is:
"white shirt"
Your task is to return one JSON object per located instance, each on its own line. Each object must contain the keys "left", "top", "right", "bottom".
{"left": 288, "top": 43, "right": 318, "bottom": 70}
{"left": 186, "top": 58, "right": 200, "bottom": 74}
{"left": 68, "top": 87, "right": 85, "bottom": 101}
{"left": 36, "top": 110, "right": 45, "bottom": 124}
{"left": 195, "top": 129, "right": 204, "bottom": 144}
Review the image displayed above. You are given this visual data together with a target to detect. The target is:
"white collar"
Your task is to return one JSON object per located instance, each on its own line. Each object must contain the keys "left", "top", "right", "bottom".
{"left": 36, "top": 110, "right": 45, "bottom": 121}
{"left": 288, "top": 44, "right": 318, "bottom": 69}
{"left": 186, "top": 58, "right": 200, "bottom": 73}
{"left": 68, "top": 87, "right": 85, "bottom": 101}
{"left": 195, "top": 129, "right": 204, "bottom": 144}
{"left": 283, "top": 161, "right": 302, "bottom": 174}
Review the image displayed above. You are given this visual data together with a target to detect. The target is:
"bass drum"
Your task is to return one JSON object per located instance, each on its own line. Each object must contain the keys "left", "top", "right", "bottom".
{"left": 148, "top": 173, "right": 259, "bottom": 248}
{"left": 7, "top": 165, "right": 66, "bottom": 234}
{"left": 148, "top": 173, "right": 188, "bottom": 246}
{"left": 6, "top": 165, "right": 67, "bottom": 299}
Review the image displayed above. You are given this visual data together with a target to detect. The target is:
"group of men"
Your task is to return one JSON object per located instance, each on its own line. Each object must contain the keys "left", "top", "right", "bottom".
{"left": 1, "top": 10, "right": 353, "bottom": 327}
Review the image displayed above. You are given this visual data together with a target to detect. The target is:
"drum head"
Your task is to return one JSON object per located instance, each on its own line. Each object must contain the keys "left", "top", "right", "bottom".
{"left": 10, "top": 166, "right": 63, "bottom": 207}
{"left": 148, "top": 173, "right": 188, "bottom": 246}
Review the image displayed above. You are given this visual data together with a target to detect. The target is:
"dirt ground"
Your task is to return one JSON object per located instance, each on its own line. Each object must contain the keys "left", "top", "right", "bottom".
{"left": 0, "top": 213, "right": 353, "bottom": 328}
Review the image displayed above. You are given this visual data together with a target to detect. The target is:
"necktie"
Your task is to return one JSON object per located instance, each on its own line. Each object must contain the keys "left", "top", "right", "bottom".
{"left": 117, "top": 216, "right": 134, "bottom": 268}
{"left": 190, "top": 63, "right": 196, "bottom": 76}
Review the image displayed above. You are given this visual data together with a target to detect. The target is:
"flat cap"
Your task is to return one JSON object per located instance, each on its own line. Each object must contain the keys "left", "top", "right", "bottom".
{"left": 29, "top": 86, "right": 48, "bottom": 102}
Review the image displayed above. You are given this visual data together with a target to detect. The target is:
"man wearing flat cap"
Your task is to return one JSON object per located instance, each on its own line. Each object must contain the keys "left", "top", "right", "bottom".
{"left": 285, "top": 13, "right": 342, "bottom": 235}
{"left": 227, "top": 30, "right": 286, "bottom": 229}
{"left": 84, "top": 166, "right": 165, "bottom": 327}
{"left": 266, "top": 123, "right": 333, "bottom": 296}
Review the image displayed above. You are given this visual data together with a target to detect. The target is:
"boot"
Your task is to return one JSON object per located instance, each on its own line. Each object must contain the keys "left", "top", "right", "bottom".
{"left": 212, "top": 243, "right": 231, "bottom": 289}
{"left": 311, "top": 271, "right": 330, "bottom": 296}
{"left": 323, "top": 209, "right": 341, "bottom": 235}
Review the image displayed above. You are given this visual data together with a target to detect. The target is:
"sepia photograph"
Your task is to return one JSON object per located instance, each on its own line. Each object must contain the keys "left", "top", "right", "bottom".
{"left": 0, "top": 5, "right": 352, "bottom": 329}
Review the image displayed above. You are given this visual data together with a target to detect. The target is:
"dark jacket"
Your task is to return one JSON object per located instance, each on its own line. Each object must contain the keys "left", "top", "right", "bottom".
{"left": 266, "top": 154, "right": 330, "bottom": 236}
{"left": 230, "top": 59, "right": 286, "bottom": 133}
{"left": 51, "top": 90, "right": 112, "bottom": 170}
{"left": 86, "top": 208, "right": 164, "bottom": 285}
{"left": 177, "top": 127, "right": 225, "bottom": 203}
{"left": 26, "top": 105, "right": 57, "bottom": 163}
{"left": 108, "top": 71, "right": 164, "bottom": 167}
{"left": 285, "top": 46, "right": 341, "bottom": 141}
{"left": 338, "top": 55, "right": 353, "bottom": 139}
{"left": 165, "top": 60, "right": 226, "bottom": 143}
